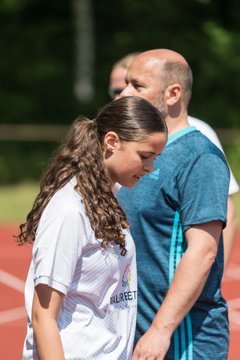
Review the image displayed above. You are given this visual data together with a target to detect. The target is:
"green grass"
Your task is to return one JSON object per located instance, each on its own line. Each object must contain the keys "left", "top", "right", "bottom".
{"left": 0, "top": 182, "right": 39, "bottom": 224}
{"left": 233, "top": 191, "right": 240, "bottom": 224}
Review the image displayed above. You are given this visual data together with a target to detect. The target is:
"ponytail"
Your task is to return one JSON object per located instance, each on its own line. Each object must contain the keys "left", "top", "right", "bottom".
{"left": 15, "top": 117, "right": 129, "bottom": 255}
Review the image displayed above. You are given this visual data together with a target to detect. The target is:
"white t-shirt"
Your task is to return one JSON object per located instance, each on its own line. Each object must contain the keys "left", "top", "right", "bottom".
{"left": 23, "top": 178, "right": 137, "bottom": 360}
{"left": 188, "top": 116, "right": 239, "bottom": 195}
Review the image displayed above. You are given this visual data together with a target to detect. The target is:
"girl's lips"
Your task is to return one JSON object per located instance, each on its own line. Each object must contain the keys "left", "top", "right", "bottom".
{"left": 134, "top": 174, "right": 143, "bottom": 181}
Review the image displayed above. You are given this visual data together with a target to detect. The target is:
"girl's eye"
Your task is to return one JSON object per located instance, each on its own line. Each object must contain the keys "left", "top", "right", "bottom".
{"left": 140, "top": 154, "right": 149, "bottom": 159}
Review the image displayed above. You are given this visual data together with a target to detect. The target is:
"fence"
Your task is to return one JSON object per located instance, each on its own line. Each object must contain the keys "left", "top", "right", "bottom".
{"left": 0, "top": 125, "right": 68, "bottom": 141}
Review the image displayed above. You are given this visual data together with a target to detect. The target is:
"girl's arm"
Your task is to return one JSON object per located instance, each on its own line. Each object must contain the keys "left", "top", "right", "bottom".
{"left": 32, "top": 284, "right": 65, "bottom": 360}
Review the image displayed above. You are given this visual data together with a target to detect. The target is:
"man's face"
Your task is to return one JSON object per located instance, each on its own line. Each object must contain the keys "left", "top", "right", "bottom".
{"left": 120, "top": 57, "right": 166, "bottom": 115}
{"left": 109, "top": 67, "right": 127, "bottom": 100}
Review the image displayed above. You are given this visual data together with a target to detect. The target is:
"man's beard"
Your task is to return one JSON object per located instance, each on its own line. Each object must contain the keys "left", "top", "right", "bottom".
{"left": 154, "top": 93, "right": 167, "bottom": 119}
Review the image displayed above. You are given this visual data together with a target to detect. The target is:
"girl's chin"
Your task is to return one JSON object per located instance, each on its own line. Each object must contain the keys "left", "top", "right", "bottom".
{"left": 113, "top": 175, "right": 141, "bottom": 189}
{"left": 123, "top": 177, "right": 140, "bottom": 188}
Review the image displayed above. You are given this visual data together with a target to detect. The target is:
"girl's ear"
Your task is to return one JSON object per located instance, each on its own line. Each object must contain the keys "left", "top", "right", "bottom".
{"left": 104, "top": 131, "right": 120, "bottom": 152}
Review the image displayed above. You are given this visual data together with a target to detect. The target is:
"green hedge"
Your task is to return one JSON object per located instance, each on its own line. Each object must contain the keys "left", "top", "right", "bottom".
{"left": 224, "top": 144, "right": 240, "bottom": 186}
{"left": 0, "top": 141, "right": 58, "bottom": 184}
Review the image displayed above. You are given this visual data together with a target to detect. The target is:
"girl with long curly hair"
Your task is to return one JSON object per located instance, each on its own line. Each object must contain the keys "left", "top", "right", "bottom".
{"left": 17, "top": 96, "right": 167, "bottom": 360}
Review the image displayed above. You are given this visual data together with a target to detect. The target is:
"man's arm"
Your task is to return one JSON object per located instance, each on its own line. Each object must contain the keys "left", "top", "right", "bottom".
{"left": 224, "top": 196, "right": 238, "bottom": 269}
{"left": 188, "top": 117, "right": 239, "bottom": 270}
{"left": 132, "top": 221, "right": 222, "bottom": 360}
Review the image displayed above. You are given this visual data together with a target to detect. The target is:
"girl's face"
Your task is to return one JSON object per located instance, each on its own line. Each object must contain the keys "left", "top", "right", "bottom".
{"left": 104, "top": 131, "right": 167, "bottom": 188}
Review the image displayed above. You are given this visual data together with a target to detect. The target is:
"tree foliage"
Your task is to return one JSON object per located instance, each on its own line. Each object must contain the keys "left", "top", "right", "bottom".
{"left": 94, "top": 0, "right": 240, "bottom": 127}
{"left": 1, "top": 0, "right": 240, "bottom": 183}
{"left": 1, "top": 0, "right": 240, "bottom": 126}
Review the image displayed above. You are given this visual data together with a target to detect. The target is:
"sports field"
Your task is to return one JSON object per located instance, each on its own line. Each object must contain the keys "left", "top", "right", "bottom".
{"left": 0, "top": 225, "right": 239, "bottom": 359}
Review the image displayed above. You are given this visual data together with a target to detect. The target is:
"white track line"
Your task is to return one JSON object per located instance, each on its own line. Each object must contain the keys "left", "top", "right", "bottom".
{"left": 227, "top": 298, "right": 240, "bottom": 308}
{"left": 224, "top": 268, "right": 240, "bottom": 280}
{"left": 0, "top": 269, "right": 25, "bottom": 292}
{"left": 0, "top": 307, "right": 26, "bottom": 324}
{"left": 0, "top": 270, "right": 26, "bottom": 324}
{"left": 228, "top": 298, "right": 240, "bottom": 329}
{"left": 223, "top": 262, "right": 240, "bottom": 282}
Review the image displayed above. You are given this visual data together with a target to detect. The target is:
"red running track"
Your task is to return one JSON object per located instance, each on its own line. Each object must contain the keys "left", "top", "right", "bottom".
{"left": 0, "top": 225, "right": 239, "bottom": 359}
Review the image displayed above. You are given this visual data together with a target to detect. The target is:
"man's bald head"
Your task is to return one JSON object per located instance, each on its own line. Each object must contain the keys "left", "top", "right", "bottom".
{"left": 129, "top": 49, "right": 193, "bottom": 106}
{"left": 137, "top": 49, "right": 188, "bottom": 64}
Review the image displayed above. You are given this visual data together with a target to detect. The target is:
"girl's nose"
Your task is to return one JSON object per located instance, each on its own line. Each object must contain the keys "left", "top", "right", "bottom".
{"left": 144, "top": 161, "right": 154, "bottom": 173}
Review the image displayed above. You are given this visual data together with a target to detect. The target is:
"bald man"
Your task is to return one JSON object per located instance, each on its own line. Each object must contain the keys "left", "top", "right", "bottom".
{"left": 118, "top": 50, "right": 230, "bottom": 359}
{"left": 109, "top": 58, "right": 238, "bottom": 272}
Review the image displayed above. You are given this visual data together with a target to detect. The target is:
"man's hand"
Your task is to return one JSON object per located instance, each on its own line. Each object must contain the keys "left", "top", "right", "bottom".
{"left": 132, "top": 324, "right": 171, "bottom": 360}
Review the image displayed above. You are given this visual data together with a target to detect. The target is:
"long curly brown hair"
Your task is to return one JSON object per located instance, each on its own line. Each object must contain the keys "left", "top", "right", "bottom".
{"left": 15, "top": 96, "right": 167, "bottom": 255}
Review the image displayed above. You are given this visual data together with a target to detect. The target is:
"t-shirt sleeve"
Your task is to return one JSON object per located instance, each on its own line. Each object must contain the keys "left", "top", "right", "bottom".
{"left": 178, "top": 153, "right": 230, "bottom": 233}
{"left": 33, "top": 204, "right": 88, "bottom": 294}
{"left": 188, "top": 117, "right": 239, "bottom": 196}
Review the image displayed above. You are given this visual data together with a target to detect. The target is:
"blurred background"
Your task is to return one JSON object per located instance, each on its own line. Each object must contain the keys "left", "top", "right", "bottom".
{"left": 0, "top": 0, "right": 239, "bottom": 223}
{"left": 0, "top": 0, "right": 239, "bottom": 358}
{"left": 0, "top": 0, "right": 240, "bottom": 222}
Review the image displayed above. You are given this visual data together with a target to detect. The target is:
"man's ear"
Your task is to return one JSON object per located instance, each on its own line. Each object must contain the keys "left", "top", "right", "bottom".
{"left": 165, "top": 83, "right": 181, "bottom": 106}
{"left": 104, "top": 131, "right": 120, "bottom": 152}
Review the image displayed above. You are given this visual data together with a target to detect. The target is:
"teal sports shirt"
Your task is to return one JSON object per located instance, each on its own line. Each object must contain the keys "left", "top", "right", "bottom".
{"left": 119, "top": 127, "right": 230, "bottom": 360}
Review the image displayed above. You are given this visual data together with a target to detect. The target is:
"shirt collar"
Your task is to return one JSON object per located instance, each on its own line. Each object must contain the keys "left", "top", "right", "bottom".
{"left": 167, "top": 126, "right": 196, "bottom": 146}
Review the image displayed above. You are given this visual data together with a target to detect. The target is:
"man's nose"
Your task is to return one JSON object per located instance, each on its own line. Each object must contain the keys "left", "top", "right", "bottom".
{"left": 120, "top": 85, "right": 133, "bottom": 97}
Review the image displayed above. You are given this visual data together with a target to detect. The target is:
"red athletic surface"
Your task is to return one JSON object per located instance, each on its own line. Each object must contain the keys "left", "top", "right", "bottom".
{"left": 0, "top": 225, "right": 239, "bottom": 359}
